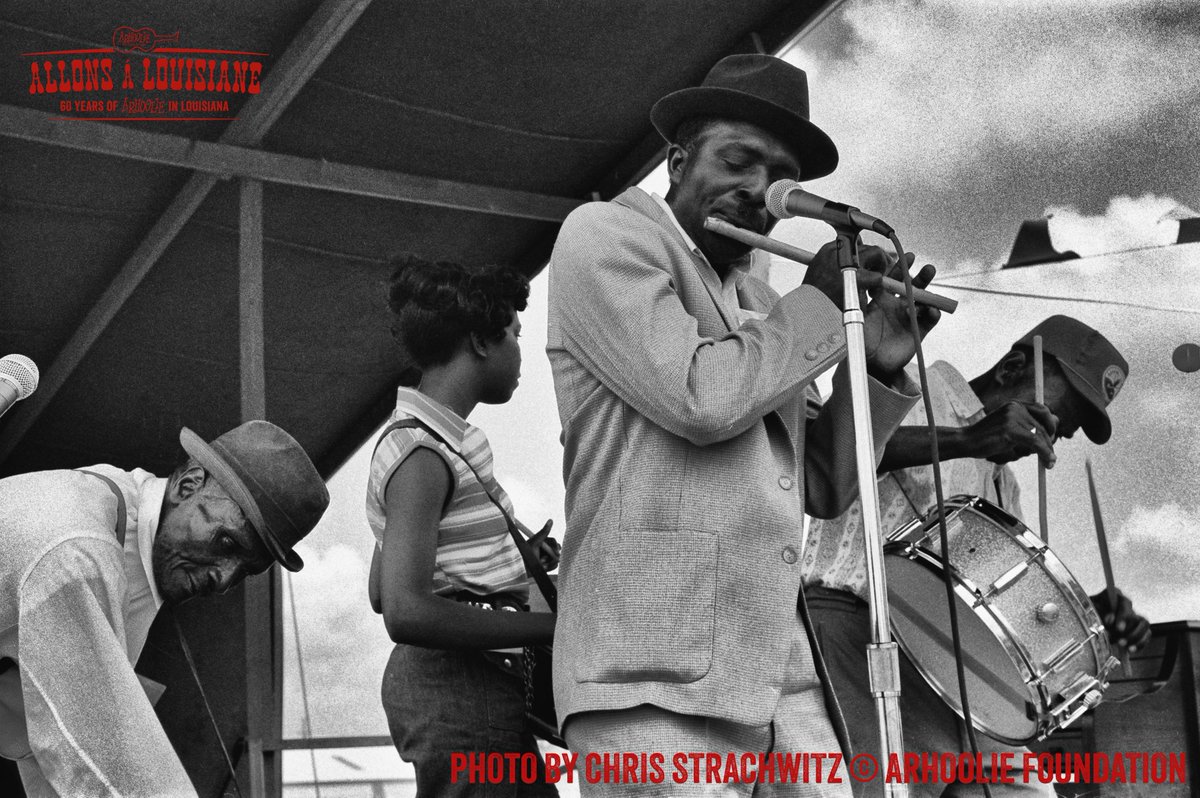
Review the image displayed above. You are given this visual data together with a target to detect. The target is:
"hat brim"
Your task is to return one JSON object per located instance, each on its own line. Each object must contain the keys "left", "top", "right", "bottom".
{"left": 651, "top": 86, "right": 839, "bottom": 180}
{"left": 179, "top": 427, "right": 304, "bottom": 571}
{"left": 1056, "top": 363, "right": 1113, "bottom": 444}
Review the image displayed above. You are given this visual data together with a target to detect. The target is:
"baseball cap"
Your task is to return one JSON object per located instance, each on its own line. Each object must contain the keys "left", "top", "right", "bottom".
{"left": 1013, "top": 316, "right": 1128, "bottom": 443}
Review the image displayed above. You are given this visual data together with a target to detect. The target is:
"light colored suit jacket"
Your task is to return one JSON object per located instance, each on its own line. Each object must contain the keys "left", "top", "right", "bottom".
{"left": 546, "top": 187, "right": 920, "bottom": 726}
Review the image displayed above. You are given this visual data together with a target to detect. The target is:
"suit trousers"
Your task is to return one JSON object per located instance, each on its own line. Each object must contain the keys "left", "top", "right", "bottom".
{"left": 563, "top": 609, "right": 854, "bottom": 797}
{"left": 806, "top": 588, "right": 1053, "bottom": 798}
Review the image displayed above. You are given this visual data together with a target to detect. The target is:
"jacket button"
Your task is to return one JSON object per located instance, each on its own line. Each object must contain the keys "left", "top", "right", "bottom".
{"left": 817, "top": 342, "right": 830, "bottom": 354}
{"left": 805, "top": 349, "right": 819, "bottom": 360}
{"left": 778, "top": 476, "right": 793, "bottom": 490}
{"left": 782, "top": 546, "right": 798, "bottom": 564}
{"left": 829, "top": 332, "right": 842, "bottom": 345}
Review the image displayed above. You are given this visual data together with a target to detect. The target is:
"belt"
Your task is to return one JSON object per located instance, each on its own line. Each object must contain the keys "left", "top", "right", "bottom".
{"left": 446, "top": 591, "right": 528, "bottom": 658}
{"left": 449, "top": 590, "right": 527, "bottom": 613}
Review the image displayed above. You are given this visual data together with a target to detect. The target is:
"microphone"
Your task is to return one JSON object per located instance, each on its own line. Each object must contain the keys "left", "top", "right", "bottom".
{"left": 0, "top": 354, "right": 39, "bottom": 420}
{"left": 765, "top": 179, "right": 894, "bottom": 236}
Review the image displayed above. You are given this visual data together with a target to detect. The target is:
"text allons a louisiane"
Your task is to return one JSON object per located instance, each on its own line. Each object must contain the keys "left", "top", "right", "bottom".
{"left": 28, "top": 56, "right": 262, "bottom": 96}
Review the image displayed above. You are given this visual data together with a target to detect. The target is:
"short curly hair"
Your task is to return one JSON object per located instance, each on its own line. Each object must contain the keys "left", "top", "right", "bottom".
{"left": 386, "top": 255, "right": 529, "bottom": 370}
{"left": 673, "top": 115, "right": 723, "bottom": 152}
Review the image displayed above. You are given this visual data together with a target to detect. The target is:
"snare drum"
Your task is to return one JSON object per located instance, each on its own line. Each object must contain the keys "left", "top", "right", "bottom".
{"left": 885, "top": 495, "right": 1119, "bottom": 744}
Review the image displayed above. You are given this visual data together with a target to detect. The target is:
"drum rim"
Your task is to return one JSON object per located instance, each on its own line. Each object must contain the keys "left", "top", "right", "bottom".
{"left": 884, "top": 494, "right": 1116, "bottom": 744}
{"left": 885, "top": 542, "right": 1043, "bottom": 744}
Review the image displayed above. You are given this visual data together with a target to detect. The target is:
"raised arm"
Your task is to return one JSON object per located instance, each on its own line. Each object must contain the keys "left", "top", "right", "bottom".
{"left": 551, "top": 205, "right": 848, "bottom": 446}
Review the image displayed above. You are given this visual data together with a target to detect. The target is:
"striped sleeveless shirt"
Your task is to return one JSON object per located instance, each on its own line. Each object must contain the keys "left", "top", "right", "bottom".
{"left": 366, "top": 388, "right": 528, "bottom": 600}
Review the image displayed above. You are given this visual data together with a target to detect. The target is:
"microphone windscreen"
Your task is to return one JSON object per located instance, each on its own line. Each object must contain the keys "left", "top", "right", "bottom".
{"left": 0, "top": 354, "right": 39, "bottom": 399}
{"left": 765, "top": 180, "right": 802, "bottom": 220}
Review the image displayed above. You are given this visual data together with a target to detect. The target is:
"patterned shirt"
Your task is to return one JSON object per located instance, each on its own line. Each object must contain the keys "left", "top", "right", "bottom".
{"left": 802, "top": 361, "right": 1022, "bottom": 600}
{"left": 366, "top": 387, "right": 528, "bottom": 600}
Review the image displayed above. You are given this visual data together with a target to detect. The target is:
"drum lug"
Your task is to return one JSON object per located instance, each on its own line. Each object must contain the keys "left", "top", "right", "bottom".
{"left": 973, "top": 559, "right": 1029, "bottom": 606}
{"left": 1038, "top": 629, "right": 1101, "bottom": 675}
{"left": 1042, "top": 674, "right": 1108, "bottom": 739}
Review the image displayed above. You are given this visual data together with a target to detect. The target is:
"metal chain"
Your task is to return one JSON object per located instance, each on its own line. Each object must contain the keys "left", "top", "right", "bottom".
{"left": 522, "top": 645, "right": 536, "bottom": 717}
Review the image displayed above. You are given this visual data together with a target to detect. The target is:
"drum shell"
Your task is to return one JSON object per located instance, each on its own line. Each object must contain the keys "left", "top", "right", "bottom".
{"left": 885, "top": 495, "right": 1115, "bottom": 743}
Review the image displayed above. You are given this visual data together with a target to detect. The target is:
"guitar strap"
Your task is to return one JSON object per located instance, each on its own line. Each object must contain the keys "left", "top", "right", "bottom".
{"left": 375, "top": 419, "right": 566, "bottom": 747}
{"left": 375, "top": 418, "right": 557, "bottom": 611}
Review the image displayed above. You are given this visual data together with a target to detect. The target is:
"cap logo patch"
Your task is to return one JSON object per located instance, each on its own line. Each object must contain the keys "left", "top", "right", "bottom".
{"left": 1102, "top": 365, "right": 1125, "bottom": 402}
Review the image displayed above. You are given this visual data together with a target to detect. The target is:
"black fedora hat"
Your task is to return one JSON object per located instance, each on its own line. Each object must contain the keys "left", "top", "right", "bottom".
{"left": 651, "top": 54, "right": 839, "bottom": 180}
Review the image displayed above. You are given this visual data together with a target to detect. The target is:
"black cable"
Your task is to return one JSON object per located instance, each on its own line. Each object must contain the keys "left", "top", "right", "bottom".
{"left": 173, "top": 612, "right": 244, "bottom": 798}
{"left": 286, "top": 570, "right": 322, "bottom": 798}
{"left": 888, "top": 232, "right": 994, "bottom": 798}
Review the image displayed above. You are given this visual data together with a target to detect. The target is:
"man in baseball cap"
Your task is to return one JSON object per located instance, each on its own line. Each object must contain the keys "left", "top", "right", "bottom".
{"left": 804, "top": 315, "right": 1146, "bottom": 797}
{"left": 1, "top": 420, "right": 328, "bottom": 796}
{"left": 1012, "top": 314, "right": 1128, "bottom": 444}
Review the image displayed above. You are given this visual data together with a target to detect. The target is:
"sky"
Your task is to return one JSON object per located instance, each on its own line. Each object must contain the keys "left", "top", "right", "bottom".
{"left": 282, "top": 0, "right": 1200, "bottom": 743}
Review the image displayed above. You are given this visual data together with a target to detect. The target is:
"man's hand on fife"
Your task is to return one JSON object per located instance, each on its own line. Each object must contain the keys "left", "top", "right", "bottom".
{"left": 860, "top": 248, "right": 941, "bottom": 383}
{"left": 800, "top": 239, "right": 846, "bottom": 307}
{"left": 965, "top": 400, "right": 1060, "bottom": 468}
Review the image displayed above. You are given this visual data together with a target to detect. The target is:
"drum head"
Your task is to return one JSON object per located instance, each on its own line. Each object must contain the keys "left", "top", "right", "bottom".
{"left": 886, "top": 552, "right": 1038, "bottom": 743}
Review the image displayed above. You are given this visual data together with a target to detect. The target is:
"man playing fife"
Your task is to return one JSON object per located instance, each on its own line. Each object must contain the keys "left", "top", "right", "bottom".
{"left": 547, "top": 53, "right": 940, "bottom": 797}
{"left": 0, "top": 421, "right": 329, "bottom": 797}
{"left": 804, "top": 315, "right": 1150, "bottom": 798}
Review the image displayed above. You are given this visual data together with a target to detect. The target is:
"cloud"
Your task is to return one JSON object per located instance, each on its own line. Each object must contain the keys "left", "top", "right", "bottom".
{"left": 797, "top": 0, "right": 1200, "bottom": 172}
{"left": 779, "top": 0, "right": 1200, "bottom": 270}
{"left": 1111, "top": 502, "right": 1200, "bottom": 620}
{"left": 1047, "top": 194, "right": 1187, "bottom": 256}
{"left": 283, "top": 543, "right": 392, "bottom": 738}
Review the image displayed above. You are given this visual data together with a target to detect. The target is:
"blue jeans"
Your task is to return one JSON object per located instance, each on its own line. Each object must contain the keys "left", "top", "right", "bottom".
{"left": 382, "top": 644, "right": 559, "bottom": 797}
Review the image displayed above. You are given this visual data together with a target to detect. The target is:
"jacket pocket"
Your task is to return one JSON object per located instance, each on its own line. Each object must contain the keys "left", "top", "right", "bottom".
{"left": 574, "top": 526, "right": 717, "bottom": 684}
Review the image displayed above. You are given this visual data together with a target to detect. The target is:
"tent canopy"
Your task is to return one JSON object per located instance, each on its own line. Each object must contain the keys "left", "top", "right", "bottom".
{"left": 1, "top": 0, "right": 833, "bottom": 479}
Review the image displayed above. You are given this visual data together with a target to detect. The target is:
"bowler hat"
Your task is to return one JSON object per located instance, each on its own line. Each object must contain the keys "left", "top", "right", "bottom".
{"left": 180, "top": 421, "right": 329, "bottom": 571}
{"left": 651, "top": 54, "right": 838, "bottom": 180}
{"left": 1013, "top": 316, "right": 1128, "bottom": 444}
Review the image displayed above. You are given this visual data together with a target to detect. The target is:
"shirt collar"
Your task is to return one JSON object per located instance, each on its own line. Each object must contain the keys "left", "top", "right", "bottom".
{"left": 134, "top": 473, "right": 168, "bottom": 610}
{"left": 650, "top": 193, "right": 752, "bottom": 282}
{"left": 392, "top": 387, "right": 470, "bottom": 451}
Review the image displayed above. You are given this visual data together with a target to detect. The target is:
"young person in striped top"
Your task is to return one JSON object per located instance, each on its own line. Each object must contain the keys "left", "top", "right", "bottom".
{"left": 367, "top": 256, "right": 557, "bottom": 796}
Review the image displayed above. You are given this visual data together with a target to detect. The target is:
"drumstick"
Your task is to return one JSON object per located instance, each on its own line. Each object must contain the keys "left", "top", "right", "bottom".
{"left": 1033, "top": 335, "right": 1049, "bottom": 544}
{"left": 703, "top": 217, "right": 958, "bottom": 313}
{"left": 1085, "top": 458, "right": 1132, "bottom": 676}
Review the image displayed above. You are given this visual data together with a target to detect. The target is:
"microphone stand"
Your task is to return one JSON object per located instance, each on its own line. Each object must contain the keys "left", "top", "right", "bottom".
{"left": 830, "top": 224, "right": 908, "bottom": 798}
